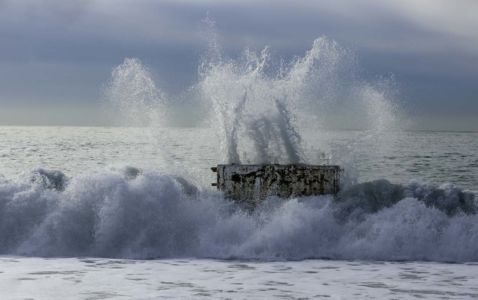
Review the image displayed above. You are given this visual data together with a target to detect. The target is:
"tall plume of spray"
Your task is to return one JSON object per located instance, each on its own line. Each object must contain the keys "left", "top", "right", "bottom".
{"left": 198, "top": 24, "right": 311, "bottom": 164}
{"left": 105, "top": 18, "right": 399, "bottom": 185}
{"left": 198, "top": 20, "right": 399, "bottom": 169}
{"left": 103, "top": 58, "right": 182, "bottom": 175}
{"left": 105, "top": 58, "right": 165, "bottom": 127}
{"left": 104, "top": 58, "right": 209, "bottom": 184}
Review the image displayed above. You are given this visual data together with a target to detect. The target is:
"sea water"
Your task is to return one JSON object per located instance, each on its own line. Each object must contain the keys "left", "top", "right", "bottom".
{"left": 1, "top": 35, "right": 478, "bottom": 299}
{"left": 0, "top": 126, "right": 477, "bottom": 299}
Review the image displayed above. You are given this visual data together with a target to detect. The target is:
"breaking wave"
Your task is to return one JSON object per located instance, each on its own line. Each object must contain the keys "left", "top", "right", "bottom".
{"left": 0, "top": 167, "right": 476, "bottom": 262}
{"left": 4, "top": 24, "right": 473, "bottom": 263}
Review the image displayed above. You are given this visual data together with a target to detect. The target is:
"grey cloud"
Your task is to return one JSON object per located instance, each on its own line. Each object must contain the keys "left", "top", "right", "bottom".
{"left": 0, "top": 0, "right": 477, "bottom": 129}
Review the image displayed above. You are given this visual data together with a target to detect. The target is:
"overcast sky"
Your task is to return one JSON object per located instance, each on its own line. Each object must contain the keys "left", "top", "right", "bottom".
{"left": 0, "top": 0, "right": 477, "bottom": 129}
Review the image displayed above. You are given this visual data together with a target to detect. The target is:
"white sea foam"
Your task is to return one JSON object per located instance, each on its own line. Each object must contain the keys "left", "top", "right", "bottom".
{"left": 0, "top": 167, "right": 475, "bottom": 262}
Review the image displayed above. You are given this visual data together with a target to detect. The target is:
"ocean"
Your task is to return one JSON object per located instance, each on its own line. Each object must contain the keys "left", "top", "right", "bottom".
{"left": 0, "top": 126, "right": 477, "bottom": 299}
{"left": 1, "top": 36, "right": 478, "bottom": 299}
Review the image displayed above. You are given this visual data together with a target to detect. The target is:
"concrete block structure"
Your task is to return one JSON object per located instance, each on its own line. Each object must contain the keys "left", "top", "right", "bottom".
{"left": 212, "top": 164, "right": 341, "bottom": 204}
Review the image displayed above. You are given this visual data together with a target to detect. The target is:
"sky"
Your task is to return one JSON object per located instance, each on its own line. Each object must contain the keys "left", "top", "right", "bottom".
{"left": 0, "top": 0, "right": 477, "bottom": 130}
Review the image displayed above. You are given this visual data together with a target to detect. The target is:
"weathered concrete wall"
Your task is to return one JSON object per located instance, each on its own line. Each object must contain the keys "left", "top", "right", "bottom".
{"left": 212, "top": 164, "right": 341, "bottom": 204}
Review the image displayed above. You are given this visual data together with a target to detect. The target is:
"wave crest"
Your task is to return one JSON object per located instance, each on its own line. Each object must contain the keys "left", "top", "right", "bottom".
{"left": 0, "top": 168, "right": 476, "bottom": 262}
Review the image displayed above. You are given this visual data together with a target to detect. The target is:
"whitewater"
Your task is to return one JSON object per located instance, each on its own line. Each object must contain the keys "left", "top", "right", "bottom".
{"left": 1, "top": 36, "right": 478, "bottom": 299}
